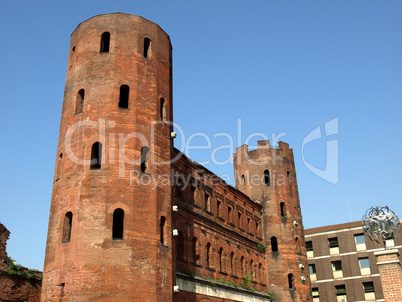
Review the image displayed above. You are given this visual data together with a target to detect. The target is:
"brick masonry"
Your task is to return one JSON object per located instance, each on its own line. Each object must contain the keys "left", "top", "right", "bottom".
{"left": 375, "top": 249, "right": 402, "bottom": 301}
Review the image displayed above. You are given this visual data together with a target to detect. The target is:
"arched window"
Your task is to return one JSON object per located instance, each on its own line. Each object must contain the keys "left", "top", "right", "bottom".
{"left": 118, "top": 85, "right": 130, "bottom": 109}
{"left": 192, "top": 237, "right": 198, "bottom": 263}
{"left": 230, "top": 252, "right": 234, "bottom": 275}
{"left": 62, "top": 212, "right": 73, "bottom": 243}
{"left": 75, "top": 89, "right": 85, "bottom": 114}
{"left": 206, "top": 243, "right": 211, "bottom": 268}
{"left": 288, "top": 273, "right": 294, "bottom": 289}
{"left": 280, "top": 202, "right": 286, "bottom": 217}
{"left": 258, "top": 263, "right": 263, "bottom": 282}
{"left": 264, "top": 170, "right": 270, "bottom": 186}
{"left": 112, "top": 208, "right": 124, "bottom": 239}
{"left": 160, "top": 98, "right": 166, "bottom": 121}
{"left": 219, "top": 247, "right": 223, "bottom": 272}
{"left": 90, "top": 142, "right": 102, "bottom": 170}
{"left": 249, "top": 259, "right": 254, "bottom": 280}
{"left": 177, "top": 231, "right": 185, "bottom": 261}
{"left": 240, "top": 256, "right": 245, "bottom": 277}
{"left": 100, "top": 32, "right": 110, "bottom": 53}
{"left": 271, "top": 236, "right": 278, "bottom": 252}
{"left": 144, "top": 38, "right": 151, "bottom": 58}
{"left": 141, "top": 146, "right": 149, "bottom": 173}
{"left": 204, "top": 192, "right": 210, "bottom": 212}
{"left": 160, "top": 216, "right": 166, "bottom": 245}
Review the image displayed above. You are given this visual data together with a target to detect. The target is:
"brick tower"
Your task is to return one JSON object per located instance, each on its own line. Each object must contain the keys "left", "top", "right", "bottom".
{"left": 233, "top": 140, "right": 311, "bottom": 301}
{"left": 41, "top": 13, "right": 174, "bottom": 301}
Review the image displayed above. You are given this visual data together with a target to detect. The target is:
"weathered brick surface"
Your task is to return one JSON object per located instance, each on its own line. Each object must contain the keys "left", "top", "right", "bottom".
{"left": 0, "top": 223, "right": 10, "bottom": 271}
{"left": 0, "top": 272, "right": 41, "bottom": 302}
{"left": 375, "top": 250, "right": 402, "bottom": 301}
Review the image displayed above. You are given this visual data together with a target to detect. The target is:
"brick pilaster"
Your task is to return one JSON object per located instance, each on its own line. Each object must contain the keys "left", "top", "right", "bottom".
{"left": 374, "top": 249, "right": 402, "bottom": 301}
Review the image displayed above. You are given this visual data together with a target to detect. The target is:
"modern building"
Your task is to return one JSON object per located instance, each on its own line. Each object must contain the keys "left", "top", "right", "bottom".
{"left": 41, "top": 13, "right": 311, "bottom": 301}
{"left": 305, "top": 221, "right": 402, "bottom": 302}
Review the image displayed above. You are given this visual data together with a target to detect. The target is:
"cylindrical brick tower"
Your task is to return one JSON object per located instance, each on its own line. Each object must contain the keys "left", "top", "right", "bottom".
{"left": 42, "top": 13, "right": 174, "bottom": 301}
{"left": 233, "top": 140, "right": 311, "bottom": 301}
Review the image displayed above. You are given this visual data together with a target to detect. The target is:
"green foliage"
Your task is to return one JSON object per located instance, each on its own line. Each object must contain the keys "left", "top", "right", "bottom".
{"left": 281, "top": 215, "right": 287, "bottom": 220}
{"left": 181, "top": 269, "right": 195, "bottom": 277}
{"left": 7, "top": 257, "right": 42, "bottom": 282}
{"left": 241, "top": 271, "right": 253, "bottom": 290}
{"left": 256, "top": 243, "right": 266, "bottom": 252}
{"left": 263, "top": 290, "right": 275, "bottom": 301}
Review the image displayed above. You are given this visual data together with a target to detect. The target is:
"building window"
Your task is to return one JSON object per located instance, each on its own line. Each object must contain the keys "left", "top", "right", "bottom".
{"left": 328, "top": 237, "right": 339, "bottom": 255}
{"left": 247, "top": 217, "right": 251, "bottom": 232}
{"left": 112, "top": 208, "right": 124, "bottom": 240}
{"left": 312, "top": 287, "right": 320, "bottom": 302}
{"left": 280, "top": 202, "right": 286, "bottom": 217}
{"left": 335, "top": 285, "right": 346, "bottom": 302}
{"left": 354, "top": 233, "right": 366, "bottom": 251}
{"left": 217, "top": 199, "right": 222, "bottom": 217}
{"left": 264, "top": 170, "right": 270, "bottom": 186}
{"left": 240, "top": 256, "right": 245, "bottom": 277}
{"left": 204, "top": 192, "right": 211, "bottom": 212}
{"left": 118, "top": 85, "right": 129, "bottom": 109}
{"left": 359, "top": 257, "right": 371, "bottom": 275}
{"left": 192, "top": 237, "right": 198, "bottom": 263}
{"left": 363, "top": 282, "right": 375, "bottom": 300}
{"left": 271, "top": 236, "right": 278, "bottom": 252}
{"left": 100, "top": 32, "right": 110, "bottom": 53}
{"left": 309, "top": 264, "right": 317, "bottom": 281}
{"left": 219, "top": 247, "right": 223, "bottom": 272}
{"left": 90, "top": 142, "right": 102, "bottom": 170}
{"left": 306, "top": 241, "right": 314, "bottom": 258}
{"left": 288, "top": 273, "right": 294, "bottom": 289}
{"left": 190, "top": 185, "right": 196, "bottom": 203}
{"left": 62, "top": 212, "right": 73, "bottom": 243}
{"left": 228, "top": 205, "right": 233, "bottom": 223}
{"left": 258, "top": 263, "right": 263, "bottom": 283}
{"left": 206, "top": 243, "right": 211, "bottom": 268}
{"left": 140, "top": 146, "right": 149, "bottom": 173}
{"left": 160, "top": 97, "right": 166, "bottom": 121}
{"left": 238, "top": 211, "right": 242, "bottom": 228}
{"left": 55, "top": 153, "right": 63, "bottom": 181}
{"left": 177, "top": 231, "right": 184, "bottom": 261}
{"left": 75, "top": 89, "right": 85, "bottom": 114}
{"left": 250, "top": 259, "right": 255, "bottom": 281}
{"left": 230, "top": 252, "right": 234, "bottom": 275}
{"left": 160, "top": 216, "right": 166, "bottom": 245}
{"left": 144, "top": 38, "right": 151, "bottom": 58}
{"left": 332, "top": 260, "right": 343, "bottom": 279}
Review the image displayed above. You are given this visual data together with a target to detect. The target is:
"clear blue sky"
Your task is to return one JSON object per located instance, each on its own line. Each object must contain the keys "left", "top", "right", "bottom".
{"left": 1, "top": 1, "right": 401, "bottom": 270}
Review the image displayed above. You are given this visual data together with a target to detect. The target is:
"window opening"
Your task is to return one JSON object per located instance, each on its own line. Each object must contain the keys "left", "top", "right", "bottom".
{"left": 90, "top": 142, "right": 102, "bottom": 170}
{"left": 112, "top": 208, "right": 124, "bottom": 239}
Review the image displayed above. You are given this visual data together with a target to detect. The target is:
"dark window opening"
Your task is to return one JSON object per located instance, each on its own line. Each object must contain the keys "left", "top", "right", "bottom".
{"left": 228, "top": 206, "right": 233, "bottom": 222}
{"left": 100, "top": 32, "right": 110, "bottom": 53}
{"left": 112, "top": 208, "right": 124, "bottom": 239}
{"left": 205, "top": 192, "right": 210, "bottom": 212}
{"left": 240, "top": 256, "right": 245, "bottom": 277}
{"left": 141, "top": 146, "right": 149, "bottom": 173}
{"left": 190, "top": 185, "right": 196, "bottom": 203}
{"left": 288, "top": 273, "right": 294, "bottom": 289}
{"left": 160, "top": 216, "right": 166, "bottom": 245}
{"left": 280, "top": 202, "right": 286, "bottom": 217}
{"left": 247, "top": 217, "right": 251, "bottom": 232}
{"left": 118, "top": 85, "right": 130, "bottom": 109}
{"left": 238, "top": 212, "right": 242, "bottom": 228}
{"left": 219, "top": 247, "right": 223, "bottom": 272}
{"left": 364, "top": 281, "right": 375, "bottom": 293}
{"left": 62, "top": 212, "right": 73, "bottom": 243}
{"left": 306, "top": 241, "right": 313, "bottom": 251}
{"left": 309, "top": 264, "right": 316, "bottom": 274}
{"left": 160, "top": 98, "right": 166, "bottom": 121}
{"left": 75, "top": 89, "right": 85, "bottom": 114}
{"left": 259, "top": 263, "right": 263, "bottom": 282}
{"left": 335, "top": 285, "right": 346, "bottom": 296}
{"left": 206, "top": 243, "right": 211, "bottom": 268}
{"left": 241, "top": 174, "right": 245, "bottom": 186}
{"left": 90, "top": 142, "right": 102, "bottom": 170}
{"left": 271, "top": 236, "right": 278, "bottom": 252}
{"left": 177, "top": 231, "right": 184, "bottom": 260}
{"left": 230, "top": 252, "right": 234, "bottom": 275}
{"left": 192, "top": 237, "right": 198, "bottom": 263}
{"left": 217, "top": 200, "right": 222, "bottom": 216}
{"left": 329, "top": 237, "right": 339, "bottom": 248}
{"left": 144, "top": 38, "right": 151, "bottom": 58}
{"left": 264, "top": 170, "right": 270, "bottom": 186}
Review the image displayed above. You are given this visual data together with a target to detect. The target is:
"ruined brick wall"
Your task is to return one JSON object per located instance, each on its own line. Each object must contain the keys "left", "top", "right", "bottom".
{"left": 233, "top": 140, "right": 311, "bottom": 301}
{"left": 41, "top": 13, "right": 174, "bottom": 301}
{"left": 0, "top": 223, "right": 10, "bottom": 271}
{"left": 0, "top": 272, "right": 41, "bottom": 302}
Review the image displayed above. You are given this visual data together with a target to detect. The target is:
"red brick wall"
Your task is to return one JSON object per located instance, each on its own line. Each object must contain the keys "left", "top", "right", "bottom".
{"left": 0, "top": 272, "right": 41, "bottom": 302}
{"left": 375, "top": 250, "right": 402, "bottom": 301}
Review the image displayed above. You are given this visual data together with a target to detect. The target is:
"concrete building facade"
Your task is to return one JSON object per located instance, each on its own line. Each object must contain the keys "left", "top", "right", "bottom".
{"left": 41, "top": 13, "right": 311, "bottom": 301}
{"left": 305, "top": 221, "right": 402, "bottom": 302}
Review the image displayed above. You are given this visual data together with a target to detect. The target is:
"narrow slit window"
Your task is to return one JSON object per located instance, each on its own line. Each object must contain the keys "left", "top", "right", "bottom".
{"left": 75, "top": 89, "right": 85, "bottom": 114}
{"left": 271, "top": 236, "right": 278, "bottom": 252}
{"left": 192, "top": 237, "right": 198, "bottom": 263}
{"left": 177, "top": 231, "right": 184, "bottom": 260}
{"left": 112, "top": 208, "right": 124, "bottom": 239}
{"left": 160, "top": 216, "right": 166, "bottom": 245}
{"left": 144, "top": 38, "right": 151, "bottom": 58}
{"left": 204, "top": 192, "right": 210, "bottom": 212}
{"left": 62, "top": 212, "right": 73, "bottom": 243}
{"left": 240, "top": 256, "right": 245, "bottom": 277}
{"left": 280, "top": 202, "right": 286, "bottom": 217}
{"left": 230, "top": 252, "right": 234, "bottom": 275}
{"left": 160, "top": 97, "right": 166, "bottom": 121}
{"left": 219, "top": 247, "right": 223, "bottom": 272}
{"left": 100, "top": 32, "right": 110, "bottom": 53}
{"left": 141, "top": 146, "right": 149, "bottom": 173}
{"left": 288, "top": 273, "right": 294, "bottom": 289}
{"left": 206, "top": 243, "right": 211, "bottom": 268}
{"left": 118, "top": 85, "right": 130, "bottom": 109}
{"left": 56, "top": 153, "right": 63, "bottom": 181}
{"left": 264, "top": 170, "right": 270, "bottom": 186}
{"left": 90, "top": 142, "right": 102, "bottom": 170}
